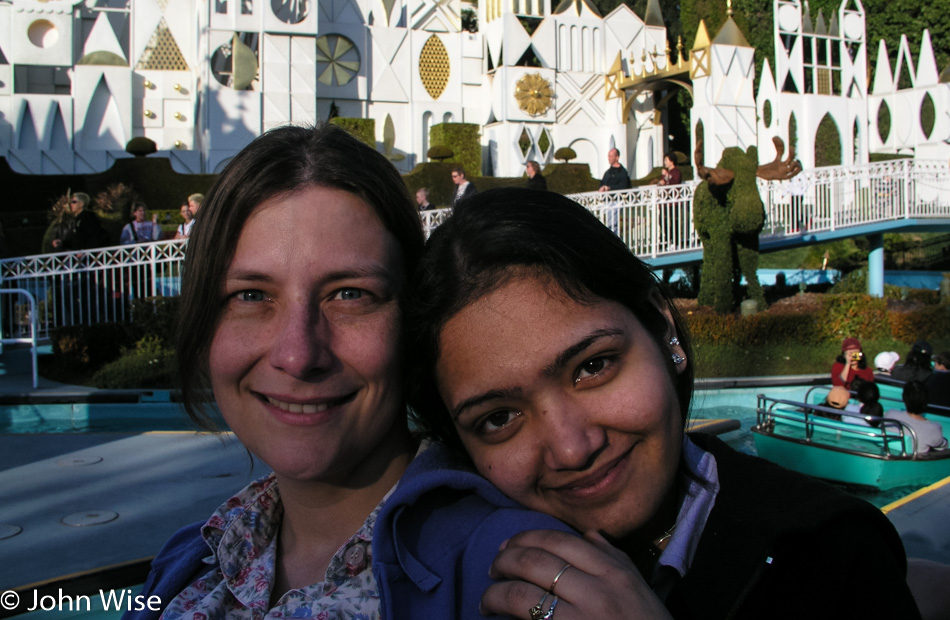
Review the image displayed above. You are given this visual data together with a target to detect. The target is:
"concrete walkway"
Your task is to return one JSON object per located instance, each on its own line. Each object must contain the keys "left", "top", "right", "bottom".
{"left": 1, "top": 344, "right": 948, "bottom": 614}
{"left": 0, "top": 345, "right": 265, "bottom": 614}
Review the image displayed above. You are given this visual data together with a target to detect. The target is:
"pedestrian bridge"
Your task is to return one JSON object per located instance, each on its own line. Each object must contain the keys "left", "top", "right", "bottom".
{"left": 2, "top": 158, "right": 949, "bottom": 343}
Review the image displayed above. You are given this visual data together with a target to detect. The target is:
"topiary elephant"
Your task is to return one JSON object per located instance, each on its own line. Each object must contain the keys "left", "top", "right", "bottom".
{"left": 693, "top": 138, "right": 801, "bottom": 313}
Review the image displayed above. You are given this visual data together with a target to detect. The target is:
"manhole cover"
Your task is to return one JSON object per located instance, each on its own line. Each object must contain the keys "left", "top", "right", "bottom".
{"left": 57, "top": 456, "right": 103, "bottom": 467}
{"left": 61, "top": 510, "right": 118, "bottom": 527}
{"left": 0, "top": 524, "right": 22, "bottom": 540}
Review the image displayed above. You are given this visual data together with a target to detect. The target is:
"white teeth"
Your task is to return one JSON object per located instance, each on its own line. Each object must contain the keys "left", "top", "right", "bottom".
{"left": 267, "top": 397, "right": 331, "bottom": 414}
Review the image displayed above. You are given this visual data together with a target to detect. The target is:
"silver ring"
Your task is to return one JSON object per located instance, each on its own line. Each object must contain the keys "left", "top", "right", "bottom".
{"left": 549, "top": 563, "right": 571, "bottom": 595}
{"left": 529, "top": 591, "right": 550, "bottom": 620}
{"left": 541, "top": 596, "right": 559, "bottom": 619}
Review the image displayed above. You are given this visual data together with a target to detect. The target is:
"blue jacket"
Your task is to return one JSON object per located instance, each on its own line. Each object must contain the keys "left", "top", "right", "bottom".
{"left": 124, "top": 441, "right": 573, "bottom": 620}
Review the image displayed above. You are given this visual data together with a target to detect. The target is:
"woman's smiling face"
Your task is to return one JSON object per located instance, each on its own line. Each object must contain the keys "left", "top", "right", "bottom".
{"left": 209, "top": 185, "right": 407, "bottom": 486}
{"left": 435, "top": 274, "right": 684, "bottom": 537}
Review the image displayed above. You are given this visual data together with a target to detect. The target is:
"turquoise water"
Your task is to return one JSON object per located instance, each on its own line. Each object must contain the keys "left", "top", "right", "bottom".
{"left": 0, "top": 400, "right": 204, "bottom": 434}
{"left": 0, "top": 384, "right": 926, "bottom": 507}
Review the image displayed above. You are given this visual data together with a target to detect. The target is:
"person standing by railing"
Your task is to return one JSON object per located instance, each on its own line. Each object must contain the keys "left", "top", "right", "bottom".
{"left": 656, "top": 152, "right": 682, "bottom": 250}
{"left": 174, "top": 202, "right": 195, "bottom": 239}
{"left": 120, "top": 201, "right": 164, "bottom": 245}
{"left": 51, "top": 192, "right": 109, "bottom": 251}
{"left": 598, "top": 147, "right": 631, "bottom": 235}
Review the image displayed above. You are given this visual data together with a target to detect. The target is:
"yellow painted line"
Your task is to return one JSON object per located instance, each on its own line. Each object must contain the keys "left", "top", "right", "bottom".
{"left": 14, "top": 557, "right": 154, "bottom": 591}
{"left": 687, "top": 418, "right": 730, "bottom": 431}
{"left": 882, "top": 473, "right": 950, "bottom": 514}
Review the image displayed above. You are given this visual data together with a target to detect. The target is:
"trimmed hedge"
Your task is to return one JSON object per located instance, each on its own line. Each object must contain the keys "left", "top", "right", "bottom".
{"left": 329, "top": 117, "right": 376, "bottom": 148}
{"left": 684, "top": 293, "right": 941, "bottom": 348}
{"left": 429, "top": 123, "right": 481, "bottom": 177}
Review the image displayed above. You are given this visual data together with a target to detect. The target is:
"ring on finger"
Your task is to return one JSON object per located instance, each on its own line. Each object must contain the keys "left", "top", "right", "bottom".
{"left": 549, "top": 563, "right": 571, "bottom": 595}
{"left": 529, "top": 591, "right": 550, "bottom": 620}
{"left": 541, "top": 596, "right": 559, "bottom": 619}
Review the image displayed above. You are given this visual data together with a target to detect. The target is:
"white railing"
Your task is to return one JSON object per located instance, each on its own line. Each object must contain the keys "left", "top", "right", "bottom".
{"left": 0, "top": 288, "right": 40, "bottom": 388}
{"left": 757, "top": 158, "right": 950, "bottom": 236}
{"left": 3, "top": 159, "right": 950, "bottom": 339}
{"left": 570, "top": 182, "right": 702, "bottom": 258}
{"left": 0, "top": 240, "right": 186, "bottom": 340}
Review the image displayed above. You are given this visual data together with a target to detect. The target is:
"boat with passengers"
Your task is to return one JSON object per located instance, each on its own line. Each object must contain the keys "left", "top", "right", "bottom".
{"left": 752, "top": 384, "right": 950, "bottom": 490}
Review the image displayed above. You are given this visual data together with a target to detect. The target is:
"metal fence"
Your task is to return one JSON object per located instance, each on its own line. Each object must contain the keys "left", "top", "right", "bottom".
{"left": 0, "top": 240, "right": 186, "bottom": 341}
{"left": 3, "top": 159, "right": 950, "bottom": 341}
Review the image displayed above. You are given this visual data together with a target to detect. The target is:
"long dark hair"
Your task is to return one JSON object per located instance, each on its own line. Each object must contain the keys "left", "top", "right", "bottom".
{"left": 406, "top": 188, "right": 693, "bottom": 455}
{"left": 177, "top": 124, "right": 424, "bottom": 429}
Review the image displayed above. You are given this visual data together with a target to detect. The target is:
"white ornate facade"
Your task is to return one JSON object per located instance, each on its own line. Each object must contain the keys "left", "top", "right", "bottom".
{"left": 0, "top": 0, "right": 666, "bottom": 177}
{"left": 0, "top": 0, "right": 945, "bottom": 178}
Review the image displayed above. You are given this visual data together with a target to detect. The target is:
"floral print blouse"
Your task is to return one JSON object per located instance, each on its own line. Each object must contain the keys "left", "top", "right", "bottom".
{"left": 161, "top": 473, "right": 391, "bottom": 620}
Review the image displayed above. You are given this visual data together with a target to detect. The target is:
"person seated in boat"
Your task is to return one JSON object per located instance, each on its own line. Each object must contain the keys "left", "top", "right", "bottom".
{"left": 817, "top": 385, "right": 851, "bottom": 421}
{"left": 831, "top": 337, "right": 874, "bottom": 390}
{"left": 843, "top": 379, "right": 884, "bottom": 427}
{"left": 884, "top": 381, "right": 948, "bottom": 454}
{"left": 925, "top": 352, "right": 950, "bottom": 409}
{"left": 892, "top": 340, "right": 934, "bottom": 383}
{"left": 875, "top": 351, "right": 901, "bottom": 376}
{"left": 407, "top": 188, "right": 922, "bottom": 620}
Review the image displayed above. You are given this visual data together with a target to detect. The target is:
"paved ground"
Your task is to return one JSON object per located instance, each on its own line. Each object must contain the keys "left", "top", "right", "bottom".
{"left": 0, "top": 345, "right": 264, "bottom": 607}
{"left": 1, "top": 343, "right": 948, "bottom": 612}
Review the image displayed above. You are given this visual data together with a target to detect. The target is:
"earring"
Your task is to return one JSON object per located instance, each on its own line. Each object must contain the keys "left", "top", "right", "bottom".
{"left": 669, "top": 336, "right": 680, "bottom": 346}
{"left": 672, "top": 353, "right": 685, "bottom": 364}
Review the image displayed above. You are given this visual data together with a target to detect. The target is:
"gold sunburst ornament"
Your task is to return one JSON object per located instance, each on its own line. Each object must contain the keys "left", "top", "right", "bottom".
{"left": 515, "top": 73, "right": 554, "bottom": 116}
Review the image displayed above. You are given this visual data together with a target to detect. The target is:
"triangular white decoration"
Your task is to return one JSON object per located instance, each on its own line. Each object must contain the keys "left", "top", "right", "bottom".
{"left": 604, "top": 5, "right": 644, "bottom": 50}
{"left": 373, "top": 64, "right": 409, "bottom": 101}
{"left": 131, "top": 0, "right": 164, "bottom": 68}
{"left": 915, "top": 30, "right": 938, "bottom": 86}
{"left": 371, "top": 27, "right": 407, "bottom": 64}
{"left": 46, "top": 104, "right": 71, "bottom": 150}
{"left": 41, "top": 151, "right": 72, "bottom": 175}
{"left": 893, "top": 35, "right": 915, "bottom": 89}
{"left": 532, "top": 18, "right": 557, "bottom": 66}
{"left": 83, "top": 13, "right": 127, "bottom": 61}
{"left": 871, "top": 39, "right": 892, "bottom": 95}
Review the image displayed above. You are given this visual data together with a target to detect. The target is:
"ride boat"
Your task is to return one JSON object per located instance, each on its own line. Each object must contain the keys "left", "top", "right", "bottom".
{"left": 752, "top": 385, "right": 950, "bottom": 490}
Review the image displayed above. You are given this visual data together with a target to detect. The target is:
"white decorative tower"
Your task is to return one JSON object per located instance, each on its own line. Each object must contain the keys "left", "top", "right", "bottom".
{"left": 756, "top": 0, "right": 868, "bottom": 168}
{"left": 868, "top": 30, "right": 948, "bottom": 159}
{"left": 689, "top": 2, "right": 756, "bottom": 168}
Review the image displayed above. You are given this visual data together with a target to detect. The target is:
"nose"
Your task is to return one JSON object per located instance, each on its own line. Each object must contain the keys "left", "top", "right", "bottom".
{"left": 538, "top": 396, "right": 607, "bottom": 472}
{"left": 267, "top": 298, "right": 335, "bottom": 378}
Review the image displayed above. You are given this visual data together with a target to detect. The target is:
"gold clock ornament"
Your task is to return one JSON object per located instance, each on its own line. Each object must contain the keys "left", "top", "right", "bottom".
{"left": 515, "top": 73, "right": 554, "bottom": 116}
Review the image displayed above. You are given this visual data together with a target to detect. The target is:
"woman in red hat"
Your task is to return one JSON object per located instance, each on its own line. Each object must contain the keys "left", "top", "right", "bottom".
{"left": 832, "top": 337, "right": 875, "bottom": 389}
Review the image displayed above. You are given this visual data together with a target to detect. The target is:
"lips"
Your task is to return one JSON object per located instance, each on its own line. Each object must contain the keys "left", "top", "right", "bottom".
{"left": 549, "top": 445, "right": 633, "bottom": 499}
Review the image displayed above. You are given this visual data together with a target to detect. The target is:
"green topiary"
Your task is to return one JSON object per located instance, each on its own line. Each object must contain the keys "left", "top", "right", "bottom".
{"left": 429, "top": 123, "right": 480, "bottom": 176}
{"left": 126, "top": 137, "right": 157, "bottom": 157}
{"left": 554, "top": 147, "right": 577, "bottom": 163}
{"left": 329, "top": 117, "right": 376, "bottom": 148}
{"left": 427, "top": 145, "right": 454, "bottom": 162}
{"left": 693, "top": 146, "right": 766, "bottom": 313}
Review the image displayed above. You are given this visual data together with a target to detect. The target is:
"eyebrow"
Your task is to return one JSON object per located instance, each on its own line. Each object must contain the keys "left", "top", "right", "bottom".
{"left": 450, "top": 327, "right": 625, "bottom": 420}
{"left": 224, "top": 266, "right": 399, "bottom": 286}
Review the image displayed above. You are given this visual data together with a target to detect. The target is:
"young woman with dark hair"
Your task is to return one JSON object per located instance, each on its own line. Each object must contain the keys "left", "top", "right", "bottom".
{"left": 407, "top": 188, "right": 920, "bottom": 619}
{"left": 128, "top": 127, "right": 568, "bottom": 620}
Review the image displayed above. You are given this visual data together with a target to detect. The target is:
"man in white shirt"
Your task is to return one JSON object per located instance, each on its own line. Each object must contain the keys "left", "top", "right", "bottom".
{"left": 450, "top": 166, "right": 477, "bottom": 207}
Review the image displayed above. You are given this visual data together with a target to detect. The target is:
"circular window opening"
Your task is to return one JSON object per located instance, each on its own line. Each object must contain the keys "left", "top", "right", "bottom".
{"left": 272, "top": 0, "right": 310, "bottom": 24}
{"left": 28, "top": 20, "right": 59, "bottom": 49}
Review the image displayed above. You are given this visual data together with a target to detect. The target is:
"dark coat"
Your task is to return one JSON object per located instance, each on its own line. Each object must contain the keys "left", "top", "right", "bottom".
{"left": 667, "top": 434, "right": 920, "bottom": 619}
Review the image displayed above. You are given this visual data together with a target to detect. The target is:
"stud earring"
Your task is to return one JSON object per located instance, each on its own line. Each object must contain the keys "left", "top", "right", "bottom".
{"left": 669, "top": 336, "right": 680, "bottom": 346}
{"left": 672, "top": 353, "right": 685, "bottom": 364}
